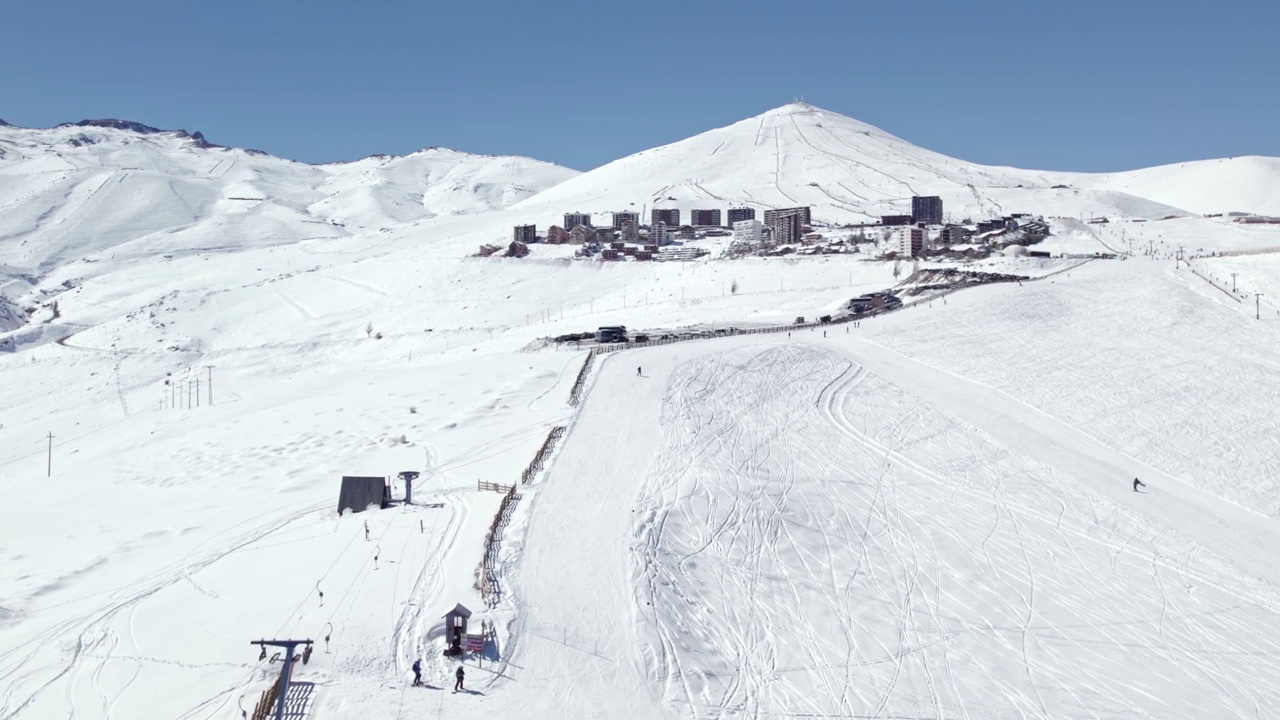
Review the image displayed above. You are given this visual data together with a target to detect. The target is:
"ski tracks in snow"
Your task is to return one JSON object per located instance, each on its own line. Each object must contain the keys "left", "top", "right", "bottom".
{"left": 0, "top": 501, "right": 327, "bottom": 720}
{"left": 626, "top": 342, "right": 1280, "bottom": 719}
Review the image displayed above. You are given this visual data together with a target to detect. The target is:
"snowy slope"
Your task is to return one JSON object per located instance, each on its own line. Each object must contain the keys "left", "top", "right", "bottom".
{"left": 5, "top": 104, "right": 1280, "bottom": 720}
{"left": 509, "top": 103, "right": 1196, "bottom": 226}
{"left": 534, "top": 336, "right": 1280, "bottom": 719}
{"left": 0, "top": 120, "right": 578, "bottom": 274}
{"left": 1084, "top": 156, "right": 1280, "bottom": 217}
{"left": 4, "top": 240, "right": 1280, "bottom": 719}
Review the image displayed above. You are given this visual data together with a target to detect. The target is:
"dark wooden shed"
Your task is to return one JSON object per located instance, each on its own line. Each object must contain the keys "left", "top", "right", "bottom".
{"left": 443, "top": 603, "right": 472, "bottom": 655}
{"left": 337, "top": 476, "right": 388, "bottom": 515}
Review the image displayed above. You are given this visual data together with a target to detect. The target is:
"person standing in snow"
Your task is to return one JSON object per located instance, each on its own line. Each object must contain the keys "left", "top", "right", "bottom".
{"left": 637, "top": 366, "right": 642, "bottom": 376}
{"left": 412, "top": 658, "right": 422, "bottom": 686}
{"left": 454, "top": 665, "right": 465, "bottom": 692}
{"left": 1133, "top": 477, "right": 1146, "bottom": 492}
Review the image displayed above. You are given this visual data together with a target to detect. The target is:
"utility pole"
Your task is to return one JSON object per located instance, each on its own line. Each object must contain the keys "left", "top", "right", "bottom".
{"left": 205, "top": 365, "right": 214, "bottom": 405}
{"left": 1231, "top": 273, "right": 1239, "bottom": 294}
{"left": 47, "top": 432, "right": 53, "bottom": 477}
{"left": 251, "top": 639, "right": 313, "bottom": 720}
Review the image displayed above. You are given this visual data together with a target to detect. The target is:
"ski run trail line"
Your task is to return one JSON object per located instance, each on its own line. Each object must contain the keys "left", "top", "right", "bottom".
{"left": 499, "top": 336, "right": 1280, "bottom": 719}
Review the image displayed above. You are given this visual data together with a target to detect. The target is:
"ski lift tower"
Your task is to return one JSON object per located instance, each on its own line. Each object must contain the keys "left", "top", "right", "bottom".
{"left": 398, "top": 471, "right": 420, "bottom": 505}
{"left": 250, "top": 638, "right": 313, "bottom": 720}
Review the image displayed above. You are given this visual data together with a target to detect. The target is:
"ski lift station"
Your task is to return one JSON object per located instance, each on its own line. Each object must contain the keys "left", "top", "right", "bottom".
{"left": 336, "top": 475, "right": 390, "bottom": 515}
{"left": 336, "top": 471, "right": 421, "bottom": 515}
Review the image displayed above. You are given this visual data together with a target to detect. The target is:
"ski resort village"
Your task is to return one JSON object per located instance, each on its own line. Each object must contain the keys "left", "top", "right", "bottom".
{"left": 494, "top": 198, "right": 1053, "bottom": 263}
{"left": 4, "top": 102, "right": 1280, "bottom": 720}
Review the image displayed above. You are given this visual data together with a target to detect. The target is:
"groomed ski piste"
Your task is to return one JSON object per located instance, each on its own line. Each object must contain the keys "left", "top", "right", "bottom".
{"left": 6, "top": 252, "right": 1280, "bottom": 719}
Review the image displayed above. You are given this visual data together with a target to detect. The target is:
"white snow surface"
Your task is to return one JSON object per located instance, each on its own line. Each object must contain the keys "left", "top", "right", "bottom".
{"left": 506, "top": 103, "right": 1280, "bottom": 226}
{"left": 1083, "top": 156, "right": 1280, "bottom": 217}
{"left": 2, "top": 105, "right": 1280, "bottom": 720}
{"left": 0, "top": 121, "right": 577, "bottom": 274}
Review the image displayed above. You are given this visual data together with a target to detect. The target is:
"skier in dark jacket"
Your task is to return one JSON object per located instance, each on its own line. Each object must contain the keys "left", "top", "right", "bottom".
{"left": 1133, "top": 477, "right": 1146, "bottom": 492}
{"left": 412, "top": 659, "right": 422, "bottom": 686}
{"left": 454, "top": 665, "right": 465, "bottom": 692}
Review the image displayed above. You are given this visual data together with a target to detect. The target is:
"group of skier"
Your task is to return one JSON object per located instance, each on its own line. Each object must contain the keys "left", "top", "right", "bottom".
{"left": 411, "top": 659, "right": 465, "bottom": 692}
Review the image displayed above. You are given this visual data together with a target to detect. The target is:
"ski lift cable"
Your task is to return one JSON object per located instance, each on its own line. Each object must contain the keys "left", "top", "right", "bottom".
{"left": 270, "top": 515, "right": 366, "bottom": 638}
{"left": 306, "top": 512, "right": 403, "bottom": 647}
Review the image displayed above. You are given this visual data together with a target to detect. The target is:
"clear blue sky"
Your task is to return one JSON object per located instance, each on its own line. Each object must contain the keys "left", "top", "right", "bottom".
{"left": 2, "top": 0, "right": 1275, "bottom": 172}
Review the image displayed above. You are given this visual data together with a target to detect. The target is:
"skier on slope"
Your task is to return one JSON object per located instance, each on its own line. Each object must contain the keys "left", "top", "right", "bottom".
{"left": 637, "top": 366, "right": 642, "bottom": 376}
{"left": 412, "top": 658, "right": 422, "bottom": 686}
{"left": 1133, "top": 477, "right": 1146, "bottom": 492}
{"left": 454, "top": 665, "right": 465, "bottom": 692}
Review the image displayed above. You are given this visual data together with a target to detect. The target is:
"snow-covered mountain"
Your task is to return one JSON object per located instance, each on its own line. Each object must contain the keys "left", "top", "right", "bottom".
{"left": 4, "top": 105, "right": 1280, "bottom": 720}
{"left": 4, "top": 106, "right": 1276, "bottom": 283}
{"left": 509, "top": 102, "right": 1280, "bottom": 225}
{"left": 1082, "top": 155, "right": 1280, "bottom": 217}
{"left": 506, "top": 103, "right": 1168, "bottom": 224}
{"left": 0, "top": 119, "right": 578, "bottom": 274}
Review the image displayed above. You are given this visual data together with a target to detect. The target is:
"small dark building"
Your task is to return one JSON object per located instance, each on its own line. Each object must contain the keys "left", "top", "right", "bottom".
{"left": 611, "top": 211, "right": 639, "bottom": 230}
{"left": 512, "top": 224, "right": 537, "bottom": 245}
{"left": 690, "top": 209, "right": 721, "bottom": 227}
{"left": 881, "top": 215, "right": 914, "bottom": 226}
{"left": 764, "top": 206, "right": 811, "bottom": 226}
{"left": 911, "top": 196, "right": 943, "bottom": 225}
{"left": 597, "top": 325, "right": 627, "bottom": 342}
{"left": 651, "top": 208, "right": 680, "bottom": 227}
{"left": 940, "top": 225, "right": 967, "bottom": 245}
{"left": 443, "top": 603, "right": 472, "bottom": 655}
{"left": 768, "top": 212, "right": 803, "bottom": 245}
{"left": 563, "top": 212, "right": 592, "bottom": 231}
{"left": 337, "top": 476, "right": 389, "bottom": 515}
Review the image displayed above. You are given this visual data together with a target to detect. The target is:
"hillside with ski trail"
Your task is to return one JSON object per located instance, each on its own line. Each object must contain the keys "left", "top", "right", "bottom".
{"left": 507, "top": 103, "right": 1280, "bottom": 227}
{"left": 485, "top": 270, "right": 1280, "bottom": 719}
{"left": 331, "top": 257, "right": 1280, "bottom": 719}
{"left": 3, "top": 103, "right": 1280, "bottom": 720}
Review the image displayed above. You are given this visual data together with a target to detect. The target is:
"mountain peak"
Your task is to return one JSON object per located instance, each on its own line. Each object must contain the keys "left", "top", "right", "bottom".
{"left": 60, "top": 118, "right": 167, "bottom": 134}
{"left": 751, "top": 101, "right": 885, "bottom": 136}
{"left": 766, "top": 101, "right": 822, "bottom": 115}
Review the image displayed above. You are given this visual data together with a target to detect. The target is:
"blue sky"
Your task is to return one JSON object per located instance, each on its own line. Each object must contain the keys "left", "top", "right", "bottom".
{"left": 2, "top": 0, "right": 1275, "bottom": 171}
